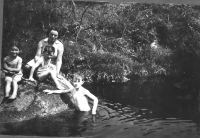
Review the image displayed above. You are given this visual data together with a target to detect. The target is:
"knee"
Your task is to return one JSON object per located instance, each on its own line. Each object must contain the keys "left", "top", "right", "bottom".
{"left": 50, "top": 71, "right": 56, "bottom": 76}
{"left": 13, "top": 78, "right": 20, "bottom": 83}
{"left": 12, "top": 80, "right": 18, "bottom": 84}
{"left": 25, "top": 64, "right": 31, "bottom": 69}
{"left": 5, "top": 77, "right": 12, "bottom": 82}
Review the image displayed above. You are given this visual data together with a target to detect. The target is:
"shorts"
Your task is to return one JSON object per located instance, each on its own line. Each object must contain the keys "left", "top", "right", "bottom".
{"left": 5, "top": 71, "right": 23, "bottom": 82}
{"left": 36, "top": 64, "right": 56, "bottom": 80}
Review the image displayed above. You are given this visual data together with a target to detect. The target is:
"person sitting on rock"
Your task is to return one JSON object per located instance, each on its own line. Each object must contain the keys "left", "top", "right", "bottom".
{"left": 28, "top": 45, "right": 64, "bottom": 89}
{"left": 43, "top": 73, "right": 98, "bottom": 123}
{"left": 25, "top": 27, "right": 64, "bottom": 80}
{"left": 1, "top": 46, "right": 23, "bottom": 104}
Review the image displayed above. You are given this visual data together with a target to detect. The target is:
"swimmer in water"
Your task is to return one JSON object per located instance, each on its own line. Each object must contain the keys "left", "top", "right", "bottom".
{"left": 43, "top": 73, "right": 98, "bottom": 123}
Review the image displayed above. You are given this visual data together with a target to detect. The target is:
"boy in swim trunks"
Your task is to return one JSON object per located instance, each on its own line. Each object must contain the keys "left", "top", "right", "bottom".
{"left": 2, "top": 46, "right": 23, "bottom": 103}
{"left": 43, "top": 74, "right": 98, "bottom": 123}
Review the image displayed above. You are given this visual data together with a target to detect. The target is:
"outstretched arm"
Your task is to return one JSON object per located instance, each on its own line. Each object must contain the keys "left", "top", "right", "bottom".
{"left": 43, "top": 87, "right": 75, "bottom": 94}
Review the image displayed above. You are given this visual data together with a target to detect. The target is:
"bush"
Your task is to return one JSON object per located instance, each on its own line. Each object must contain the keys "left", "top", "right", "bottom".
{"left": 3, "top": 1, "right": 200, "bottom": 84}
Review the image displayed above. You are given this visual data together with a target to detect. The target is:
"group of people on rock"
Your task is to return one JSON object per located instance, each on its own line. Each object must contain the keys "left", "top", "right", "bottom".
{"left": 1, "top": 27, "right": 98, "bottom": 123}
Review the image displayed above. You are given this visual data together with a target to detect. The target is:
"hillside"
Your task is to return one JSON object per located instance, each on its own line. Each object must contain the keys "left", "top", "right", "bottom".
{"left": 2, "top": 0, "right": 200, "bottom": 86}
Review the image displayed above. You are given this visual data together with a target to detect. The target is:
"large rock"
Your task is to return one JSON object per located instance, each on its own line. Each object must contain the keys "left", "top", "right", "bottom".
{"left": 0, "top": 81, "right": 71, "bottom": 123}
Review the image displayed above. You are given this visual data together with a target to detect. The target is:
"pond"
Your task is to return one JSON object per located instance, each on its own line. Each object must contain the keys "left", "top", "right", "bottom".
{"left": 0, "top": 77, "right": 200, "bottom": 138}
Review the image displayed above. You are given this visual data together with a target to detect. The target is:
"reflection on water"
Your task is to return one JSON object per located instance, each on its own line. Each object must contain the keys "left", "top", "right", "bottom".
{"left": 0, "top": 78, "right": 200, "bottom": 138}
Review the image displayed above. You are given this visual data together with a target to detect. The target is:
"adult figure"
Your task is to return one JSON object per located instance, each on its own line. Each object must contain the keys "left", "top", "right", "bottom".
{"left": 34, "top": 27, "right": 64, "bottom": 78}
{"left": 25, "top": 27, "right": 74, "bottom": 90}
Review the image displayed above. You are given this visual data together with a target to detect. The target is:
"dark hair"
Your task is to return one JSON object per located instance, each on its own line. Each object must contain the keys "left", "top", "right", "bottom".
{"left": 46, "top": 26, "right": 59, "bottom": 36}
{"left": 9, "top": 45, "right": 20, "bottom": 55}
{"left": 10, "top": 45, "right": 19, "bottom": 51}
{"left": 43, "top": 46, "right": 55, "bottom": 55}
{"left": 73, "top": 73, "right": 83, "bottom": 80}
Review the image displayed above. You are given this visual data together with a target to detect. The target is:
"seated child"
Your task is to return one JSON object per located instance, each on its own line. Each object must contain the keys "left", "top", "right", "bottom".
{"left": 1, "top": 46, "right": 23, "bottom": 104}
{"left": 28, "top": 45, "right": 63, "bottom": 89}
{"left": 43, "top": 74, "right": 98, "bottom": 123}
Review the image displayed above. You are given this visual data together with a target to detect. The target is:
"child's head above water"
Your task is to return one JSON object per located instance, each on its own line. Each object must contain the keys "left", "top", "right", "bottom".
{"left": 72, "top": 74, "right": 84, "bottom": 89}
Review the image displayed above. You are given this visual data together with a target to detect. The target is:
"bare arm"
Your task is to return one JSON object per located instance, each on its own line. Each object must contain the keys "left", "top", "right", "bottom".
{"left": 84, "top": 89, "right": 98, "bottom": 115}
{"left": 15, "top": 58, "right": 22, "bottom": 72}
{"left": 3, "top": 58, "right": 11, "bottom": 72}
{"left": 3, "top": 57, "right": 22, "bottom": 72}
{"left": 56, "top": 43, "right": 64, "bottom": 76}
{"left": 43, "top": 87, "right": 75, "bottom": 94}
{"left": 34, "top": 41, "right": 43, "bottom": 62}
{"left": 59, "top": 76, "right": 74, "bottom": 89}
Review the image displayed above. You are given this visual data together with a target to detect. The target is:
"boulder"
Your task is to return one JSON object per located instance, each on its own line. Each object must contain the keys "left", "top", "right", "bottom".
{"left": 0, "top": 81, "right": 70, "bottom": 123}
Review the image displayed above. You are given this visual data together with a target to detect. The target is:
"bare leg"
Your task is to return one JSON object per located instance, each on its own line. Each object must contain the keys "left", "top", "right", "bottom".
{"left": 37, "top": 70, "right": 50, "bottom": 81}
{"left": 50, "top": 71, "right": 64, "bottom": 89}
{"left": 28, "top": 66, "right": 36, "bottom": 81}
{"left": 37, "top": 66, "right": 63, "bottom": 89}
{"left": 5, "top": 77, "right": 12, "bottom": 97}
{"left": 28, "top": 63, "right": 40, "bottom": 81}
{"left": 10, "top": 75, "right": 22, "bottom": 99}
{"left": 10, "top": 80, "right": 18, "bottom": 99}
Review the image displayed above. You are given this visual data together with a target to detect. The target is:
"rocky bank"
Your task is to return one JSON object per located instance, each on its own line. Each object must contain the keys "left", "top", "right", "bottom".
{"left": 0, "top": 80, "right": 71, "bottom": 123}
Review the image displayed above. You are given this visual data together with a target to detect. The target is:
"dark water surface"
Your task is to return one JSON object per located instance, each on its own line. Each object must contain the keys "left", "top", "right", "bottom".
{"left": 1, "top": 77, "right": 200, "bottom": 138}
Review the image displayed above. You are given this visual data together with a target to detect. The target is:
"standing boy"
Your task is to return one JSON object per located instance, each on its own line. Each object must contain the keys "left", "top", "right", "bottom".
{"left": 43, "top": 74, "right": 98, "bottom": 123}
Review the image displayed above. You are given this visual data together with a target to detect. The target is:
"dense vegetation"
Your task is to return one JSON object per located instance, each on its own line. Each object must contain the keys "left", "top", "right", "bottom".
{"left": 2, "top": 0, "right": 200, "bottom": 87}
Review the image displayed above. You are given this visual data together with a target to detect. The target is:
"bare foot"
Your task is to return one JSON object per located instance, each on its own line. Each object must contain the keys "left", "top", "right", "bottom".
{"left": 28, "top": 78, "right": 36, "bottom": 82}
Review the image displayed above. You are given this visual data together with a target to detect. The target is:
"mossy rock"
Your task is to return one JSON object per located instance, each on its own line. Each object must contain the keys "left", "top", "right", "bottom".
{"left": 0, "top": 81, "right": 70, "bottom": 123}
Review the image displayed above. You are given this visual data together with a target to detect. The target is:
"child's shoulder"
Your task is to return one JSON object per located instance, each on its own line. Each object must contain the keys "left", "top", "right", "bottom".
{"left": 17, "top": 56, "right": 22, "bottom": 59}
{"left": 16, "top": 56, "right": 23, "bottom": 61}
{"left": 3, "top": 55, "right": 13, "bottom": 62}
{"left": 4, "top": 56, "right": 9, "bottom": 61}
{"left": 39, "top": 37, "right": 48, "bottom": 43}
{"left": 80, "top": 86, "right": 90, "bottom": 93}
